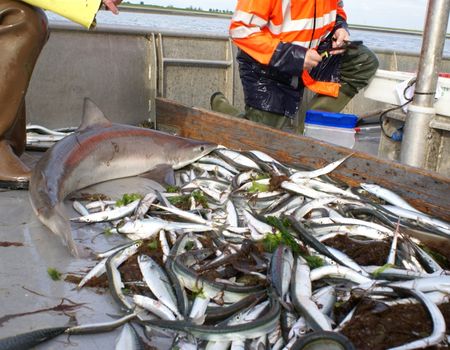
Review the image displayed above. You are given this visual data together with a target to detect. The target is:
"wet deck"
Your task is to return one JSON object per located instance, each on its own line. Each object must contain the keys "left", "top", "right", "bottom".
{"left": 0, "top": 153, "right": 166, "bottom": 348}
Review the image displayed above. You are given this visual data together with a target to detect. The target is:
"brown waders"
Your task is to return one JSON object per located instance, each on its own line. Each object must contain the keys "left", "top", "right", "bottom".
{"left": 0, "top": 0, "right": 48, "bottom": 189}
{"left": 211, "top": 44, "right": 378, "bottom": 133}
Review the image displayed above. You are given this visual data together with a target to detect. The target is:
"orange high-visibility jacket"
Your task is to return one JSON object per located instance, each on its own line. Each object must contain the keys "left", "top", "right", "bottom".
{"left": 230, "top": 0, "right": 347, "bottom": 117}
{"left": 230, "top": 0, "right": 347, "bottom": 66}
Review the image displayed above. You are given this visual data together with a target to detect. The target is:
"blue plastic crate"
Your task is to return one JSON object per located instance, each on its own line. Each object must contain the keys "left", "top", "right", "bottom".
{"left": 305, "top": 110, "right": 358, "bottom": 129}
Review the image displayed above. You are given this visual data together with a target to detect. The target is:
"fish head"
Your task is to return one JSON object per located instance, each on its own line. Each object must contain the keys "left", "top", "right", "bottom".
{"left": 168, "top": 139, "right": 217, "bottom": 169}
{"left": 138, "top": 254, "right": 151, "bottom": 264}
{"left": 360, "top": 183, "right": 377, "bottom": 192}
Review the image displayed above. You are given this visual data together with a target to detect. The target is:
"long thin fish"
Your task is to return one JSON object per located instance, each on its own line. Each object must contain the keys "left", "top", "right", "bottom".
{"left": 67, "top": 313, "right": 138, "bottom": 334}
{"left": 0, "top": 327, "right": 68, "bottom": 350}
{"left": 143, "top": 297, "right": 280, "bottom": 341}
{"left": 289, "top": 154, "right": 352, "bottom": 180}
{"left": 270, "top": 245, "right": 294, "bottom": 300}
{"left": 388, "top": 288, "right": 446, "bottom": 350}
{"left": 290, "top": 256, "right": 332, "bottom": 331}
{"left": 71, "top": 199, "right": 141, "bottom": 223}
{"left": 361, "top": 183, "right": 420, "bottom": 213}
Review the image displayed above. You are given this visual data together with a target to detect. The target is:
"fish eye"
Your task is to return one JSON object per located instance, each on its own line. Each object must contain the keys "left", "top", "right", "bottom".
{"left": 200, "top": 146, "right": 205, "bottom": 151}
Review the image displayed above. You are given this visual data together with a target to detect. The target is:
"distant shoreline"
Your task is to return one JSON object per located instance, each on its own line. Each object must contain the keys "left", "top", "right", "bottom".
{"left": 120, "top": 3, "right": 232, "bottom": 18}
{"left": 119, "top": 4, "right": 450, "bottom": 38}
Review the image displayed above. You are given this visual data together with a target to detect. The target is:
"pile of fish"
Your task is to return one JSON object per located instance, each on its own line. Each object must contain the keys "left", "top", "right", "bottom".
{"left": 4, "top": 99, "right": 447, "bottom": 349}
{"left": 8, "top": 145, "right": 450, "bottom": 350}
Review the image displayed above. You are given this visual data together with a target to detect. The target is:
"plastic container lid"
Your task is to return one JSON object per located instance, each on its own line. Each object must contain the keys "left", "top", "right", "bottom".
{"left": 305, "top": 110, "right": 358, "bottom": 128}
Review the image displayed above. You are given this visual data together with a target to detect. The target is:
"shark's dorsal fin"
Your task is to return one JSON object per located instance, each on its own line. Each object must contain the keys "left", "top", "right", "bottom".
{"left": 78, "top": 98, "right": 112, "bottom": 131}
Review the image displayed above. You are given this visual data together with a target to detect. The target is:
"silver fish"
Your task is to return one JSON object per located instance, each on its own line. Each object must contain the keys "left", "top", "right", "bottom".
{"left": 67, "top": 312, "right": 138, "bottom": 334}
{"left": 143, "top": 297, "right": 280, "bottom": 341}
{"left": 71, "top": 199, "right": 141, "bottom": 223}
{"left": 289, "top": 154, "right": 352, "bottom": 180}
{"left": 138, "top": 254, "right": 182, "bottom": 319}
{"left": 361, "top": 183, "right": 420, "bottom": 213}
{"left": 115, "top": 323, "right": 143, "bottom": 350}
{"left": 388, "top": 288, "right": 446, "bottom": 350}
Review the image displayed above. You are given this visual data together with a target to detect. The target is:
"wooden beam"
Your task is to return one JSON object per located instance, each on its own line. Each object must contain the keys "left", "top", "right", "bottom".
{"left": 156, "top": 98, "right": 450, "bottom": 221}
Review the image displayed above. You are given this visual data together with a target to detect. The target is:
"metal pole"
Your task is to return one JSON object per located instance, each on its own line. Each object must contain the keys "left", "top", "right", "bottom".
{"left": 399, "top": 0, "right": 450, "bottom": 168}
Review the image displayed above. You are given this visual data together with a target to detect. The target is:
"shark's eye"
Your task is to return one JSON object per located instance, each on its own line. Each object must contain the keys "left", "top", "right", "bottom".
{"left": 200, "top": 146, "right": 205, "bottom": 152}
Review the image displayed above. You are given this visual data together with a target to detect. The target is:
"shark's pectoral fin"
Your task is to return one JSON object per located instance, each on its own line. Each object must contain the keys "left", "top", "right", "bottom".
{"left": 138, "top": 164, "right": 176, "bottom": 187}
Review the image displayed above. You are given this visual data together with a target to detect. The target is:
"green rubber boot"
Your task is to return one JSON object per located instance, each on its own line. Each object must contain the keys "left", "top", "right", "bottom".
{"left": 244, "top": 106, "right": 287, "bottom": 130}
{"left": 210, "top": 92, "right": 286, "bottom": 129}
{"left": 210, "top": 92, "right": 243, "bottom": 118}
{"left": 306, "top": 90, "right": 353, "bottom": 113}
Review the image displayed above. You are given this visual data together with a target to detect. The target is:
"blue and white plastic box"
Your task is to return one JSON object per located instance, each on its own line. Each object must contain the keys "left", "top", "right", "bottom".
{"left": 304, "top": 110, "right": 358, "bottom": 148}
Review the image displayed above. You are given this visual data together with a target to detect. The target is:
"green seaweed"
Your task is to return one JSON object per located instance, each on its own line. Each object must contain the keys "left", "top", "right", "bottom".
{"left": 255, "top": 173, "right": 270, "bottom": 180}
{"left": 147, "top": 240, "right": 159, "bottom": 250}
{"left": 304, "top": 255, "right": 324, "bottom": 269}
{"left": 262, "top": 232, "right": 283, "bottom": 253}
{"left": 168, "top": 190, "right": 209, "bottom": 209}
{"left": 372, "top": 263, "right": 395, "bottom": 277}
{"left": 264, "top": 216, "right": 301, "bottom": 254}
{"left": 103, "top": 228, "right": 114, "bottom": 236}
{"left": 47, "top": 267, "right": 62, "bottom": 281}
{"left": 168, "top": 194, "right": 189, "bottom": 207}
{"left": 115, "top": 193, "right": 142, "bottom": 207}
{"left": 191, "top": 190, "right": 209, "bottom": 208}
{"left": 166, "top": 185, "right": 180, "bottom": 193}
{"left": 248, "top": 181, "right": 269, "bottom": 193}
{"left": 185, "top": 241, "right": 195, "bottom": 251}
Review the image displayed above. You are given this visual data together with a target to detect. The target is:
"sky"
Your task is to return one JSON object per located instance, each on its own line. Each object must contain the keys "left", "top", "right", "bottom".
{"left": 129, "top": 0, "right": 450, "bottom": 32}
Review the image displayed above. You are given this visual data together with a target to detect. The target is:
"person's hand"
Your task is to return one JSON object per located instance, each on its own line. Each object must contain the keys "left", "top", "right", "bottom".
{"left": 103, "top": 0, "right": 122, "bottom": 14}
{"left": 330, "top": 28, "right": 350, "bottom": 55}
{"left": 304, "top": 49, "right": 322, "bottom": 71}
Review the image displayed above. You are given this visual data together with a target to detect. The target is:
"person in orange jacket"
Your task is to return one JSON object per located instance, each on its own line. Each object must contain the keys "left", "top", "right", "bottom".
{"left": 0, "top": 0, "right": 122, "bottom": 189}
{"left": 211, "top": 0, "right": 379, "bottom": 131}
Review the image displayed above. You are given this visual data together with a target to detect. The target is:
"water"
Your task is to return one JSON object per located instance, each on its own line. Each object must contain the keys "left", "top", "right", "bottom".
{"left": 47, "top": 11, "right": 450, "bottom": 57}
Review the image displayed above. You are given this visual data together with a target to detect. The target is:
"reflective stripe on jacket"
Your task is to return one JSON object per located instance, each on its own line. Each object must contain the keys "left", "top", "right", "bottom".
{"left": 230, "top": 0, "right": 346, "bottom": 66}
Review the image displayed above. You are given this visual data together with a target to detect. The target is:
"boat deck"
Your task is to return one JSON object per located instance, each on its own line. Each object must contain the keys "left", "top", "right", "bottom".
{"left": 0, "top": 153, "right": 168, "bottom": 348}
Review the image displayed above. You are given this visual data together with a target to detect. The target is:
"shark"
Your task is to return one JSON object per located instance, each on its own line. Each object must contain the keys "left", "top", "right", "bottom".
{"left": 29, "top": 98, "right": 217, "bottom": 257}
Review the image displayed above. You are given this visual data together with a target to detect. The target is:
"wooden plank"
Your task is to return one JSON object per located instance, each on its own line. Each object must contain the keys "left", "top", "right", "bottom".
{"left": 156, "top": 97, "right": 450, "bottom": 221}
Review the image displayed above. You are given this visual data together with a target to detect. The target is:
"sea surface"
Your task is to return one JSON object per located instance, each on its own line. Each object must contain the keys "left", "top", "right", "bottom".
{"left": 47, "top": 10, "right": 450, "bottom": 57}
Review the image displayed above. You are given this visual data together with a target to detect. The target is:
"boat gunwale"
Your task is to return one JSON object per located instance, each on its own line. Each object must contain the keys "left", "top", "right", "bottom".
{"left": 155, "top": 97, "right": 450, "bottom": 222}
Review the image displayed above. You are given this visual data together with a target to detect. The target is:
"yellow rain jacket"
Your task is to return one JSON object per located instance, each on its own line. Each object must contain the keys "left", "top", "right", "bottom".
{"left": 21, "top": 0, "right": 102, "bottom": 29}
